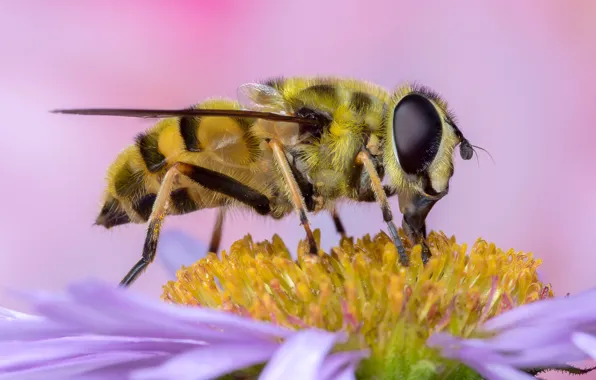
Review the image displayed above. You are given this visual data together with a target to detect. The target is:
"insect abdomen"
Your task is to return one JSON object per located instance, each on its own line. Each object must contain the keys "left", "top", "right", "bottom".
{"left": 96, "top": 99, "right": 263, "bottom": 228}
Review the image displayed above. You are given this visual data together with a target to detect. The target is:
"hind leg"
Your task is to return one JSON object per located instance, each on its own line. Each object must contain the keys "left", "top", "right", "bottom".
{"left": 120, "top": 163, "right": 271, "bottom": 287}
{"left": 331, "top": 208, "right": 346, "bottom": 238}
{"left": 208, "top": 208, "right": 226, "bottom": 254}
{"left": 119, "top": 164, "right": 181, "bottom": 287}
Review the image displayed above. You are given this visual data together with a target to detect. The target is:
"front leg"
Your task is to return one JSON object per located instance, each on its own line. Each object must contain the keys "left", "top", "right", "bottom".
{"left": 355, "top": 150, "right": 409, "bottom": 266}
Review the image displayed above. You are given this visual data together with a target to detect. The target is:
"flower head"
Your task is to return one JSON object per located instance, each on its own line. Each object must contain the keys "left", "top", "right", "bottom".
{"left": 161, "top": 230, "right": 555, "bottom": 378}
{"left": 1, "top": 230, "right": 595, "bottom": 379}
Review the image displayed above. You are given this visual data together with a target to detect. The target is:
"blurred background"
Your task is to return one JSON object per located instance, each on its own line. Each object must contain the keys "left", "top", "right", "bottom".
{"left": 1, "top": 1, "right": 595, "bottom": 376}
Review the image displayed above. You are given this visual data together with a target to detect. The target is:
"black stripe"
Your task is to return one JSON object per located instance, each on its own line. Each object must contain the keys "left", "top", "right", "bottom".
{"left": 422, "top": 173, "right": 441, "bottom": 197}
{"left": 179, "top": 116, "right": 201, "bottom": 152}
{"left": 350, "top": 91, "right": 373, "bottom": 114}
{"left": 263, "top": 77, "right": 285, "bottom": 90}
{"left": 295, "top": 107, "right": 331, "bottom": 139}
{"left": 171, "top": 188, "right": 198, "bottom": 214}
{"left": 185, "top": 166, "right": 271, "bottom": 215}
{"left": 132, "top": 193, "right": 157, "bottom": 221}
{"left": 232, "top": 116, "right": 255, "bottom": 131}
{"left": 136, "top": 131, "right": 167, "bottom": 172}
{"left": 95, "top": 198, "right": 131, "bottom": 228}
{"left": 300, "top": 84, "right": 337, "bottom": 101}
{"left": 114, "top": 164, "right": 144, "bottom": 197}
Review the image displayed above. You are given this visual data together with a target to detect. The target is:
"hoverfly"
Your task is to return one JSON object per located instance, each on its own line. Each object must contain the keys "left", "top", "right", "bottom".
{"left": 54, "top": 76, "right": 475, "bottom": 287}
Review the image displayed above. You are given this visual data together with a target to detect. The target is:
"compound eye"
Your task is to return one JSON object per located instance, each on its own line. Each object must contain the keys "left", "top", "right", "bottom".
{"left": 392, "top": 94, "right": 443, "bottom": 175}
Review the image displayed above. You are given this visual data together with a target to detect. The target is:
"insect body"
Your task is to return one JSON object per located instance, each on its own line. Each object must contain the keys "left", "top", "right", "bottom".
{"left": 54, "top": 76, "right": 475, "bottom": 287}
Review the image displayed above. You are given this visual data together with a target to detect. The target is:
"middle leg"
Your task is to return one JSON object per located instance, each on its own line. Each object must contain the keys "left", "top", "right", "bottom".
{"left": 269, "top": 139, "right": 318, "bottom": 254}
{"left": 208, "top": 208, "right": 226, "bottom": 254}
{"left": 331, "top": 208, "right": 346, "bottom": 238}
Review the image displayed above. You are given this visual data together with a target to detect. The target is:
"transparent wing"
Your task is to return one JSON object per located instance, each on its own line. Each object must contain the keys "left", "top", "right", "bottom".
{"left": 237, "top": 82, "right": 290, "bottom": 113}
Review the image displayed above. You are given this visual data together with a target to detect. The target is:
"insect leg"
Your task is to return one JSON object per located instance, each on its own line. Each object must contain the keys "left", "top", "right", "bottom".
{"left": 208, "top": 208, "right": 226, "bottom": 254}
{"left": 331, "top": 208, "right": 346, "bottom": 237}
{"left": 356, "top": 150, "right": 409, "bottom": 266}
{"left": 120, "top": 163, "right": 271, "bottom": 287}
{"left": 269, "top": 139, "right": 318, "bottom": 254}
{"left": 120, "top": 164, "right": 182, "bottom": 287}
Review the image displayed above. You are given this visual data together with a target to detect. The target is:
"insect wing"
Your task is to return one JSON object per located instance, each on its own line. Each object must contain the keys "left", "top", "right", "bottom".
{"left": 237, "top": 83, "right": 289, "bottom": 113}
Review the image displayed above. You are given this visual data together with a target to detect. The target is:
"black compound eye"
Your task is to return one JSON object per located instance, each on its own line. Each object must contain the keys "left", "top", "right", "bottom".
{"left": 392, "top": 94, "right": 443, "bottom": 175}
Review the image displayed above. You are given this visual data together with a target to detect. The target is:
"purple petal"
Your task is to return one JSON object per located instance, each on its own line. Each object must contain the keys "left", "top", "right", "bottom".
{"left": 483, "top": 287, "right": 596, "bottom": 331}
{"left": 445, "top": 348, "right": 534, "bottom": 380}
{"left": 572, "top": 332, "right": 596, "bottom": 359}
{"left": 131, "top": 342, "right": 278, "bottom": 380}
{"left": 259, "top": 329, "right": 346, "bottom": 380}
{"left": 332, "top": 363, "right": 358, "bottom": 380}
{"left": 481, "top": 364, "right": 536, "bottom": 380}
{"left": 0, "top": 279, "right": 305, "bottom": 379}
{"left": 0, "top": 319, "right": 82, "bottom": 341}
{"left": 0, "top": 336, "right": 204, "bottom": 361}
{"left": 0, "top": 307, "right": 38, "bottom": 321}
{"left": 319, "top": 351, "right": 369, "bottom": 380}
{"left": 15, "top": 279, "right": 292, "bottom": 343}
{"left": 157, "top": 229, "right": 208, "bottom": 278}
{"left": 0, "top": 351, "right": 164, "bottom": 380}
{"left": 479, "top": 325, "right": 574, "bottom": 351}
{"left": 506, "top": 342, "right": 588, "bottom": 367}
{"left": 429, "top": 287, "right": 596, "bottom": 377}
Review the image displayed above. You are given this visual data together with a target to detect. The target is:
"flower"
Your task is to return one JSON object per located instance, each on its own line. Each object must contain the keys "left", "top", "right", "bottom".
{"left": 1, "top": 229, "right": 594, "bottom": 379}
{"left": 160, "top": 229, "right": 561, "bottom": 379}
{"left": 0, "top": 280, "right": 367, "bottom": 379}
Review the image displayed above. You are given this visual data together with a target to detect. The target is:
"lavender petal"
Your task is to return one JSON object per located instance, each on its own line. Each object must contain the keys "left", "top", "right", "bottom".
{"left": 67, "top": 280, "right": 293, "bottom": 339}
{"left": 13, "top": 280, "right": 291, "bottom": 343}
{"left": 429, "top": 288, "right": 596, "bottom": 377}
{"left": 0, "top": 280, "right": 305, "bottom": 379}
{"left": 0, "top": 351, "right": 163, "bottom": 380}
{"left": 483, "top": 288, "right": 596, "bottom": 331}
{"left": 131, "top": 342, "right": 278, "bottom": 380}
{"left": 0, "top": 307, "right": 38, "bottom": 321}
{"left": 479, "top": 325, "right": 574, "bottom": 351}
{"left": 0, "top": 319, "right": 82, "bottom": 342}
{"left": 506, "top": 342, "right": 589, "bottom": 367}
{"left": 259, "top": 329, "right": 345, "bottom": 380}
{"left": 157, "top": 230, "right": 208, "bottom": 278}
{"left": 0, "top": 336, "right": 204, "bottom": 362}
{"left": 318, "top": 351, "right": 369, "bottom": 380}
{"left": 482, "top": 364, "right": 537, "bottom": 380}
{"left": 572, "top": 332, "right": 596, "bottom": 359}
{"left": 332, "top": 363, "right": 358, "bottom": 380}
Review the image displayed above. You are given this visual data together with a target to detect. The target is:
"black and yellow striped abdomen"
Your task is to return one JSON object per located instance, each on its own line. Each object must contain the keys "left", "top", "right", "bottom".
{"left": 96, "top": 99, "right": 275, "bottom": 228}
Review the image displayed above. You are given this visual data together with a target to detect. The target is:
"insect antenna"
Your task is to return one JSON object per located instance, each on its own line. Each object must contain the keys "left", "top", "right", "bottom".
{"left": 471, "top": 144, "right": 495, "bottom": 165}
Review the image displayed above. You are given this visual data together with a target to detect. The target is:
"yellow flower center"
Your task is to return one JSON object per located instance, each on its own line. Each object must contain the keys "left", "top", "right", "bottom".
{"left": 162, "top": 230, "right": 552, "bottom": 378}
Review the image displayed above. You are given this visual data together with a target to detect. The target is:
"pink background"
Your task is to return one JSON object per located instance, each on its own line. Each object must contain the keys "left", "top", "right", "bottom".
{"left": 1, "top": 1, "right": 595, "bottom": 377}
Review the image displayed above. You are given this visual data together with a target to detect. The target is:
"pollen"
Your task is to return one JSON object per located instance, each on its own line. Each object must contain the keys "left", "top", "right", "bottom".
{"left": 162, "top": 230, "right": 552, "bottom": 378}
